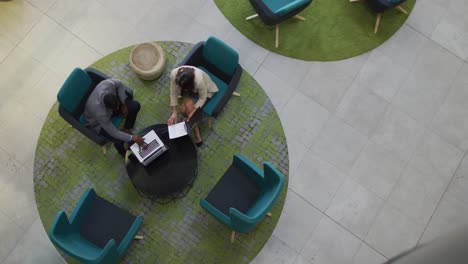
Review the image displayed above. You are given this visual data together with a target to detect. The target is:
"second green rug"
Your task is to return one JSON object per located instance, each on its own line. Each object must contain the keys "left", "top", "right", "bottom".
{"left": 215, "top": 0, "right": 415, "bottom": 61}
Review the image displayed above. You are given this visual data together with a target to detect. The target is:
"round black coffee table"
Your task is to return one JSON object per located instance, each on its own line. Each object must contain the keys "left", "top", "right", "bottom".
{"left": 125, "top": 124, "right": 197, "bottom": 201}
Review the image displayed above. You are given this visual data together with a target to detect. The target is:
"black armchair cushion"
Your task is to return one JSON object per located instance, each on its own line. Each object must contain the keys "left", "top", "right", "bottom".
{"left": 205, "top": 165, "right": 260, "bottom": 215}
{"left": 80, "top": 194, "right": 137, "bottom": 248}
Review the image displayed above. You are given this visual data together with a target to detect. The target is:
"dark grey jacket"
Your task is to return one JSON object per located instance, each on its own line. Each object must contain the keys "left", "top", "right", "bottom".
{"left": 84, "top": 79, "right": 133, "bottom": 142}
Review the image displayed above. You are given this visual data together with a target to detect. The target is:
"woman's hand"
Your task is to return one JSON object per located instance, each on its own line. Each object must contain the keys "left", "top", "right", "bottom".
{"left": 167, "top": 113, "right": 177, "bottom": 125}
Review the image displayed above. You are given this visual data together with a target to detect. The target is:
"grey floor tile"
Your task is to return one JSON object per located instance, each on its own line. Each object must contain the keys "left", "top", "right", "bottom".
{"left": 0, "top": 0, "right": 42, "bottom": 45}
{"left": 225, "top": 29, "right": 269, "bottom": 66}
{"left": 280, "top": 91, "right": 330, "bottom": 148}
{"left": 350, "top": 141, "right": 406, "bottom": 200}
{"left": 392, "top": 40, "right": 463, "bottom": 124}
{"left": 326, "top": 178, "right": 384, "bottom": 239}
{"left": 431, "top": 14, "right": 468, "bottom": 61}
{"left": 299, "top": 55, "right": 368, "bottom": 112}
{"left": 0, "top": 100, "right": 44, "bottom": 166}
{"left": 27, "top": 0, "right": 57, "bottom": 13}
{"left": 3, "top": 218, "right": 64, "bottom": 264}
{"left": 289, "top": 151, "right": 346, "bottom": 211}
{"left": 94, "top": 0, "right": 155, "bottom": 27}
{"left": 355, "top": 50, "right": 409, "bottom": 102}
{"left": 377, "top": 25, "right": 427, "bottom": 70}
{"left": 301, "top": 216, "right": 362, "bottom": 264}
{"left": 77, "top": 5, "right": 135, "bottom": 55}
{"left": 292, "top": 254, "right": 310, "bottom": 264}
{"left": 254, "top": 66, "right": 296, "bottom": 112}
{"left": 0, "top": 164, "right": 38, "bottom": 231}
{"left": 409, "top": 131, "right": 463, "bottom": 182}
{"left": 425, "top": 191, "right": 468, "bottom": 239}
{"left": 262, "top": 52, "right": 312, "bottom": 90}
{"left": 352, "top": 243, "right": 387, "bottom": 264}
{"left": 194, "top": 0, "right": 234, "bottom": 40}
{"left": 312, "top": 117, "right": 367, "bottom": 173}
{"left": 285, "top": 136, "right": 309, "bottom": 179}
{"left": 18, "top": 15, "right": 75, "bottom": 68}
{"left": 336, "top": 81, "right": 389, "bottom": 136}
{"left": 447, "top": 154, "right": 468, "bottom": 205}
{"left": 0, "top": 148, "right": 23, "bottom": 190}
{"left": 388, "top": 165, "right": 448, "bottom": 225}
{"left": 0, "top": 34, "right": 15, "bottom": 63}
{"left": 46, "top": 0, "right": 103, "bottom": 36}
{"left": 273, "top": 190, "right": 324, "bottom": 252}
{"left": 251, "top": 235, "right": 298, "bottom": 264}
{"left": 15, "top": 70, "right": 63, "bottom": 122}
{"left": 365, "top": 204, "right": 424, "bottom": 258}
{"left": 0, "top": 211, "right": 24, "bottom": 263}
{"left": 406, "top": 0, "right": 447, "bottom": 37}
{"left": 371, "top": 107, "right": 425, "bottom": 162}
{"left": 160, "top": 0, "right": 208, "bottom": 16}
{"left": 431, "top": 63, "right": 468, "bottom": 151}
{"left": 0, "top": 47, "right": 48, "bottom": 106}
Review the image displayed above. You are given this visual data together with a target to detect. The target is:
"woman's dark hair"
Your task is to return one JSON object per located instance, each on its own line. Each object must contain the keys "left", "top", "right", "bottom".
{"left": 103, "top": 94, "right": 120, "bottom": 110}
{"left": 175, "top": 67, "right": 195, "bottom": 97}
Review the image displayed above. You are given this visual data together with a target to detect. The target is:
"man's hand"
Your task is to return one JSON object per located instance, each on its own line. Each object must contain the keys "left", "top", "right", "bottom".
{"left": 167, "top": 113, "right": 177, "bottom": 125}
{"left": 132, "top": 135, "right": 146, "bottom": 147}
{"left": 120, "top": 103, "right": 128, "bottom": 117}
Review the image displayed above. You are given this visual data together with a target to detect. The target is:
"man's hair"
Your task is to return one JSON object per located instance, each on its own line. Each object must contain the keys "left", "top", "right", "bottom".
{"left": 103, "top": 94, "right": 120, "bottom": 110}
{"left": 176, "top": 67, "right": 195, "bottom": 96}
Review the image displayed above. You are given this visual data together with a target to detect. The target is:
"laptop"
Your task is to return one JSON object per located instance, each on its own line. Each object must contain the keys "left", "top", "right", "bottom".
{"left": 130, "top": 130, "right": 167, "bottom": 166}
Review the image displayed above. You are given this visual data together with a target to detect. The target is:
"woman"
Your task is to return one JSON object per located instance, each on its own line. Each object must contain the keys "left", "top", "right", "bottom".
{"left": 167, "top": 66, "right": 218, "bottom": 146}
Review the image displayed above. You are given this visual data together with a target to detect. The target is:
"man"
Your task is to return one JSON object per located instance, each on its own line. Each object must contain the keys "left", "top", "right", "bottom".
{"left": 84, "top": 78, "right": 145, "bottom": 156}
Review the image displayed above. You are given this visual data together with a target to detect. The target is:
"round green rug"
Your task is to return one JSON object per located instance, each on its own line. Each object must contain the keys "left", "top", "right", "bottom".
{"left": 34, "top": 41, "right": 289, "bottom": 263}
{"left": 216, "top": 0, "right": 415, "bottom": 61}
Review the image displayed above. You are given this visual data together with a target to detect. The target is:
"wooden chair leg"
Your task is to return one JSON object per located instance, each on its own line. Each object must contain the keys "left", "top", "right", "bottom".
{"left": 134, "top": 235, "right": 144, "bottom": 240}
{"left": 230, "top": 231, "right": 236, "bottom": 243}
{"left": 396, "top": 5, "right": 408, "bottom": 15}
{"left": 374, "top": 13, "right": 382, "bottom": 34}
{"left": 267, "top": 212, "right": 272, "bottom": 217}
{"left": 208, "top": 117, "right": 213, "bottom": 128}
{"left": 294, "top": 15, "right": 306, "bottom": 21}
{"left": 232, "top": 91, "right": 240, "bottom": 97}
{"left": 101, "top": 145, "right": 107, "bottom": 155}
{"left": 246, "top": 14, "right": 259, "bottom": 20}
{"left": 275, "top": 25, "right": 279, "bottom": 48}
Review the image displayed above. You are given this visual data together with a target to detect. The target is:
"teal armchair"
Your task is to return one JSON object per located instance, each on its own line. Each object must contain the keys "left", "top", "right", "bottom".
{"left": 180, "top": 36, "right": 242, "bottom": 123}
{"left": 200, "top": 154, "right": 285, "bottom": 242}
{"left": 247, "top": 0, "right": 313, "bottom": 48}
{"left": 48, "top": 188, "right": 143, "bottom": 264}
{"left": 57, "top": 67, "right": 124, "bottom": 154}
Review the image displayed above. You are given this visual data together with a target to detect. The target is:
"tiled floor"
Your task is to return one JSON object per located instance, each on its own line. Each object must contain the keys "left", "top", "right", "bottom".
{"left": 1, "top": 0, "right": 468, "bottom": 263}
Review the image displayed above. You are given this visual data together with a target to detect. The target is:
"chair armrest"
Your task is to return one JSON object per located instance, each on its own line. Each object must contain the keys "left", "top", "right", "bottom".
{"left": 229, "top": 208, "right": 262, "bottom": 233}
{"left": 84, "top": 68, "right": 109, "bottom": 86}
{"left": 93, "top": 239, "right": 119, "bottom": 264}
{"left": 180, "top": 41, "right": 205, "bottom": 67}
{"left": 49, "top": 211, "right": 71, "bottom": 237}
{"left": 117, "top": 216, "right": 143, "bottom": 254}
{"left": 233, "top": 154, "right": 264, "bottom": 186}
{"left": 276, "top": 0, "right": 311, "bottom": 16}
{"left": 59, "top": 106, "right": 107, "bottom": 146}
{"left": 69, "top": 188, "right": 96, "bottom": 227}
{"left": 210, "top": 65, "right": 242, "bottom": 117}
{"left": 200, "top": 198, "right": 231, "bottom": 227}
{"left": 264, "top": 162, "right": 285, "bottom": 186}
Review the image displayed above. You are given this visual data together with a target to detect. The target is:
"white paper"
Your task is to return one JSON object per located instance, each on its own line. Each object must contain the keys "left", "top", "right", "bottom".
{"left": 168, "top": 122, "right": 188, "bottom": 139}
